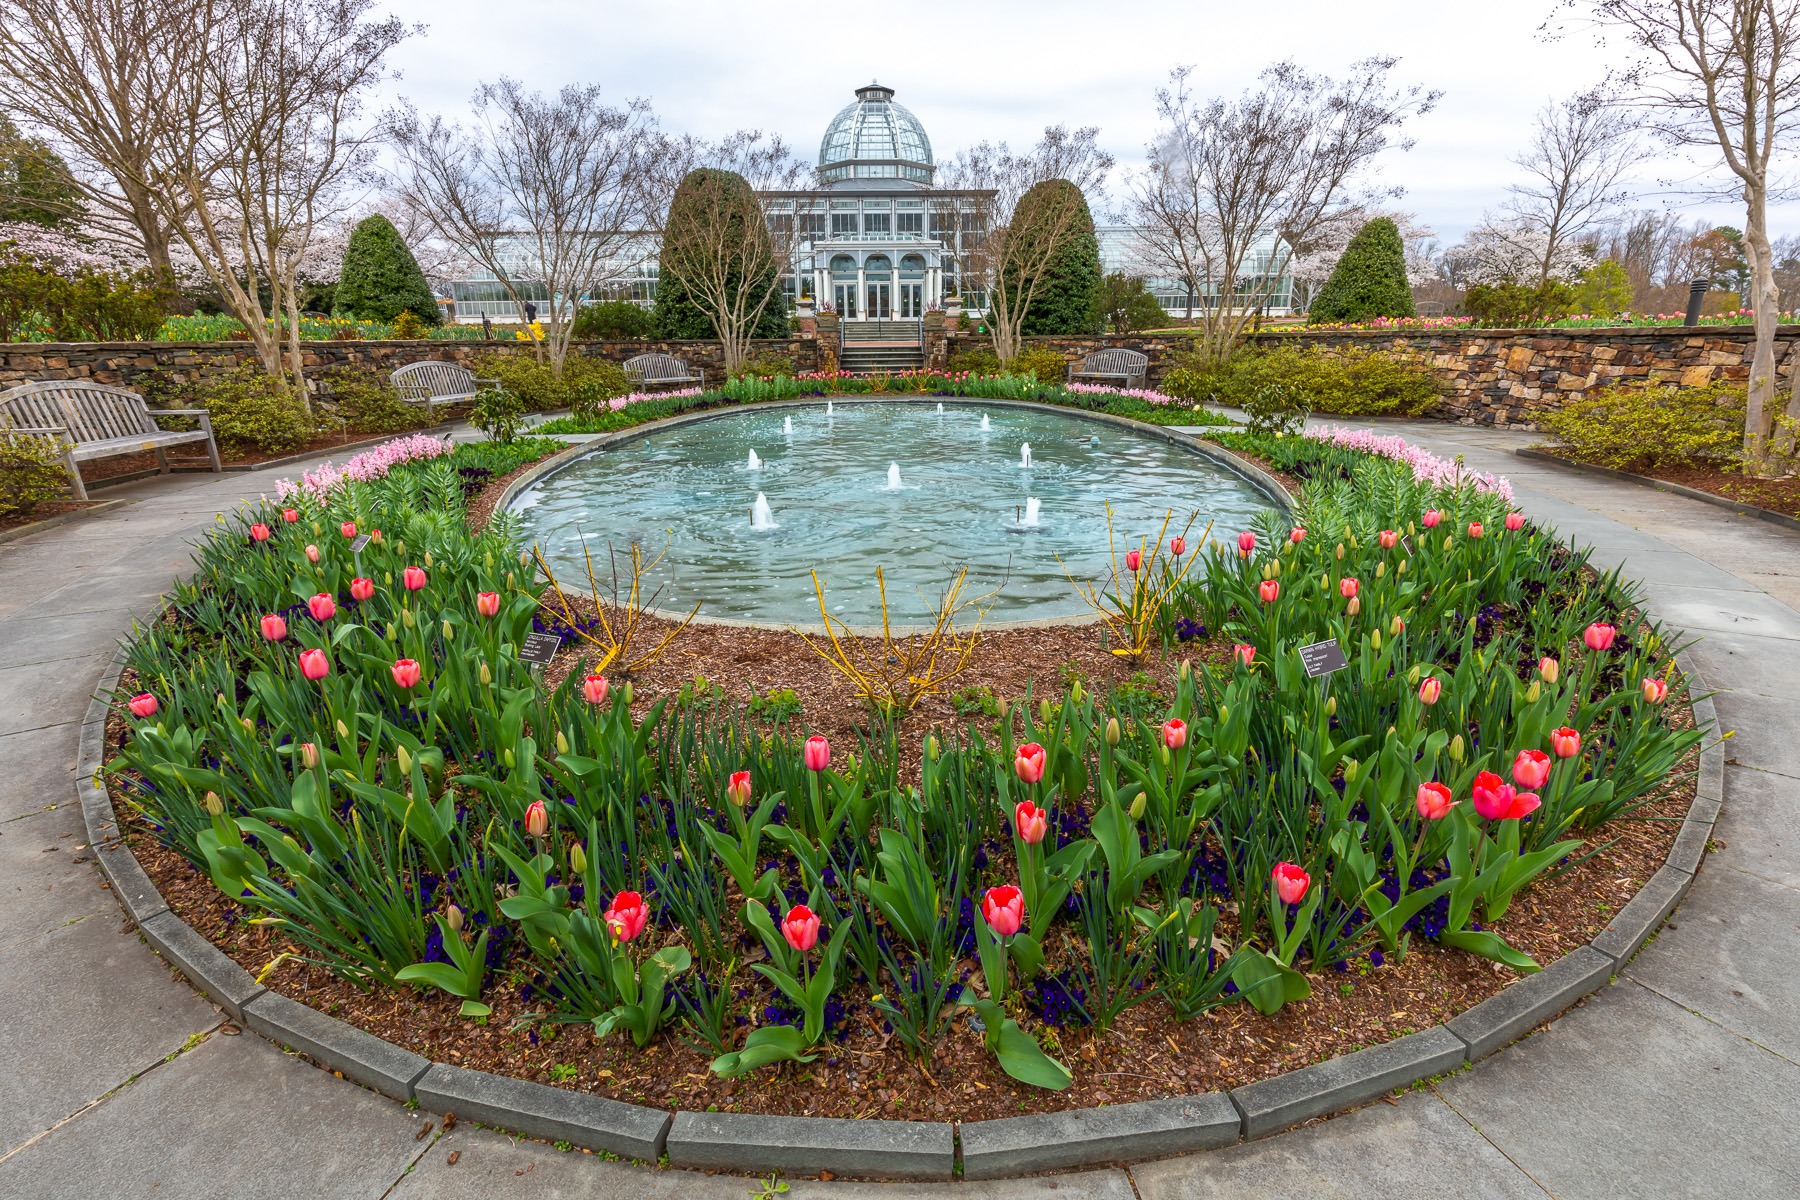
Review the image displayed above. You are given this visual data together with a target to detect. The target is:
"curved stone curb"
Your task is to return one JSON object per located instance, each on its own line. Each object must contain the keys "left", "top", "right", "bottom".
{"left": 70, "top": 546, "right": 1725, "bottom": 1182}
{"left": 0, "top": 498, "right": 133, "bottom": 548}
{"left": 1516, "top": 447, "right": 1800, "bottom": 536}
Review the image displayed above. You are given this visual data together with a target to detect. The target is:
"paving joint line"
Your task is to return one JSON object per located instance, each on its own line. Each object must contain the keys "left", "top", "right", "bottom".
{"left": 1621, "top": 977, "right": 1800, "bottom": 1069}
{"left": 1426, "top": 1085, "right": 1557, "bottom": 1197}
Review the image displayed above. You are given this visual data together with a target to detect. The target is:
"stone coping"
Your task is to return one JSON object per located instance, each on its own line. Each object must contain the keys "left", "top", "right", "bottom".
{"left": 74, "top": 498, "right": 1724, "bottom": 1183}
{"left": 1517, "top": 447, "right": 1800, "bottom": 536}
{"left": 494, "top": 394, "right": 1291, "bottom": 636}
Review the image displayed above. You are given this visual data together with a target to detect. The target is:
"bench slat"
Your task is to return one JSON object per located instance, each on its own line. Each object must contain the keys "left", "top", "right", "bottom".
{"left": 67, "top": 431, "right": 212, "bottom": 460}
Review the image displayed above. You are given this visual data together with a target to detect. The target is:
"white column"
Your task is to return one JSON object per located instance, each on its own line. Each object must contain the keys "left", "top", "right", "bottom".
{"left": 856, "top": 259, "right": 866, "bottom": 321}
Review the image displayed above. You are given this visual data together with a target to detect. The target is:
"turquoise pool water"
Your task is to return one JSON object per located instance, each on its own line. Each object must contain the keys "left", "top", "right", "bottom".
{"left": 508, "top": 401, "right": 1274, "bottom": 626}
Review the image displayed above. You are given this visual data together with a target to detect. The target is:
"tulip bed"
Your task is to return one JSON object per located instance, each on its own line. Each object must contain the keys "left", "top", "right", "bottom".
{"left": 104, "top": 419, "right": 1702, "bottom": 1114}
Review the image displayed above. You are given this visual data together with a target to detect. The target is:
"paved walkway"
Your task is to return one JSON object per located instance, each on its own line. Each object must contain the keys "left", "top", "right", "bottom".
{"left": 0, "top": 424, "right": 1795, "bottom": 1198}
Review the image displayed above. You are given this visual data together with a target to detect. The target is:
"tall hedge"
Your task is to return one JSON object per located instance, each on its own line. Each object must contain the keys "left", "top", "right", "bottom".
{"left": 1307, "top": 217, "right": 1415, "bottom": 325}
{"left": 1007, "top": 179, "right": 1103, "bottom": 335}
{"left": 653, "top": 168, "right": 788, "bottom": 340}
{"left": 334, "top": 214, "right": 438, "bottom": 324}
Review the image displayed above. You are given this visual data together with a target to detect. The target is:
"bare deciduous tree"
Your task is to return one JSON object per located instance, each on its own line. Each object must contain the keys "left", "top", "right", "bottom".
{"left": 392, "top": 80, "right": 658, "bottom": 376}
{"left": 1572, "top": 0, "right": 1800, "bottom": 465}
{"left": 1127, "top": 61, "right": 1437, "bottom": 363}
{"left": 937, "top": 126, "right": 1113, "bottom": 363}
{"left": 1504, "top": 91, "right": 1639, "bottom": 287}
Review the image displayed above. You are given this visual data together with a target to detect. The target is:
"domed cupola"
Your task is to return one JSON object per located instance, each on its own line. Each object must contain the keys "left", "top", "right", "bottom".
{"left": 818, "top": 83, "right": 934, "bottom": 186}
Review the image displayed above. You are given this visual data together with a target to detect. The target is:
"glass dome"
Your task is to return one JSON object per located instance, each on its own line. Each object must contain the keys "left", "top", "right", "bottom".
{"left": 818, "top": 84, "right": 934, "bottom": 185}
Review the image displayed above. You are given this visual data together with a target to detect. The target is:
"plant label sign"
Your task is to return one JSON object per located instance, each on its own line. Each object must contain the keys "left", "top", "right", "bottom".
{"left": 518, "top": 632, "right": 561, "bottom": 667}
{"left": 1400, "top": 535, "right": 1413, "bottom": 558}
{"left": 1300, "top": 639, "right": 1349, "bottom": 678}
{"left": 348, "top": 534, "right": 371, "bottom": 554}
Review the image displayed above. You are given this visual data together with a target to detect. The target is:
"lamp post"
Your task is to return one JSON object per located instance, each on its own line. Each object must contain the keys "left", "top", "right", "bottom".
{"left": 1683, "top": 277, "right": 1710, "bottom": 327}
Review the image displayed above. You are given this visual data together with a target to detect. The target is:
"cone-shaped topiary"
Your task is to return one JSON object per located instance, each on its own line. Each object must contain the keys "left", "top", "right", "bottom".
{"left": 653, "top": 168, "right": 788, "bottom": 340}
{"left": 335, "top": 214, "right": 439, "bottom": 325}
{"left": 1308, "top": 218, "right": 1415, "bottom": 325}
{"left": 1005, "top": 179, "right": 1103, "bottom": 336}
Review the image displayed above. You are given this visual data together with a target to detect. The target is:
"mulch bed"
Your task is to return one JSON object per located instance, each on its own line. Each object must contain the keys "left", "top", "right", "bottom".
{"left": 0, "top": 500, "right": 101, "bottom": 535}
{"left": 1543, "top": 450, "right": 1800, "bottom": 519}
{"left": 105, "top": 438, "right": 1697, "bottom": 1124}
{"left": 79, "top": 424, "right": 449, "bottom": 487}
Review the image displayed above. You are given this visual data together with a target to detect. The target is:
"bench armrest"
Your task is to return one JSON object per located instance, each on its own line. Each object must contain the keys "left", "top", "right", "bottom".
{"left": 154, "top": 408, "right": 210, "bottom": 416}
{"left": 2, "top": 424, "right": 70, "bottom": 436}
{"left": 473, "top": 378, "right": 500, "bottom": 388}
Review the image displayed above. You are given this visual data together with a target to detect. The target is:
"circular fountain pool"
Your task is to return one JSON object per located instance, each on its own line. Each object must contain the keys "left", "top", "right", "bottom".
{"left": 509, "top": 401, "right": 1277, "bottom": 626}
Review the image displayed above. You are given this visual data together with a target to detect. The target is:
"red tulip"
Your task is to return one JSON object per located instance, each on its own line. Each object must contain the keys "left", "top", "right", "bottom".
{"left": 298, "top": 648, "right": 330, "bottom": 681}
{"left": 1418, "top": 676, "right": 1442, "bottom": 705}
{"left": 1641, "top": 677, "right": 1667, "bottom": 704}
{"left": 1416, "top": 781, "right": 1455, "bottom": 820}
{"left": 340, "top": 522, "right": 357, "bottom": 539}
{"left": 804, "top": 734, "right": 831, "bottom": 772}
{"left": 1422, "top": 509, "right": 1441, "bottom": 528}
{"left": 1505, "top": 512, "right": 1525, "bottom": 531}
{"left": 1378, "top": 529, "right": 1398, "bottom": 549}
{"left": 727, "top": 770, "right": 753, "bottom": 806}
{"left": 1163, "top": 717, "right": 1188, "bottom": 750}
{"left": 304, "top": 544, "right": 320, "bottom": 563}
{"left": 523, "top": 799, "right": 549, "bottom": 838}
{"left": 307, "top": 593, "right": 336, "bottom": 621}
{"left": 1014, "top": 800, "right": 1047, "bottom": 845}
{"left": 781, "top": 904, "right": 821, "bottom": 952}
{"left": 582, "top": 674, "right": 610, "bottom": 706}
{"left": 1125, "top": 549, "right": 1142, "bottom": 573}
{"left": 1014, "top": 741, "right": 1047, "bottom": 784}
{"left": 402, "top": 566, "right": 427, "bottom": 591}
{"left": 1584, "top": 622, "right": 1616, "bottom": 651}
{"left": 1512, "top": 748, "right": 1552, "bottom": 790}
{"left": 1289, "top": 526, "right": 1306, "bottom": 544}
{"left": 1340, "top": 577, "right": 1359, "bottom": 599}
{"left": 1259, "top": 579, "right": 1280, "bottom": 604}
{"left": 1468, "top": 522, "right": 1484, "bottom": 539}
{"left": 1237, "top": 530, "right": 1256, "bottom": 557}
{"left": 281, "top": 508, "right": 299, "bottom": 523}
{"left": 260, "top": 613, "right": 288, "bottom": 641}
{"left": 476, "top": 591, "right": 501, "bottom": 618}
{"left": 980, "top": 885, "right": 1025, "bottom": 937}
{"left": 127, "top": 692, "right": 159, "bottom": 718}
{"left": 1550, "top": 727, "right": 1581, "bottom": 758}
{"left": 1234, "top": 643, "right": 1256, "bottom": 666}
{"left": 604, "top": 890, "right": 649, "bottom": 943}
{"left": 1271, "top": 862, "right": 1310, "bottom": 905}
{"left": 1471, "top": 770, "right": 1540, "bottom": 821}
{"left": 391, "top": 658, "right": 422, "bottom": 688}
{"left": 250, "top": 523, "right": 271, "bottom": 542}
{"left": 1538, "top": 656, "right": 1560, "bottom": 683}
{"left": 1170, "top": 536, "right": 1186, "bottom": 557}
{"left": 350, "top": 577, "right": 375, "bottom": 602}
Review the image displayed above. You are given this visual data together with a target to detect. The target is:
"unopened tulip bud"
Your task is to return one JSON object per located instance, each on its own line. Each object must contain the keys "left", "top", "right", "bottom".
{"left": 1344, "top": 758, "right": 1358, "bottom": 782}
{"left": 569, "top": 843, "right": 587, "bottom": 875}
{"left": 1105, "top": 717, "right": 1121, "bottom": 746}
{"left": 1371, "top": 629, "right": 1382, "bottom": 650}
{"left": 555, "top": 730, "right": 569, "bottom": 754}
{"left": 202, "top": 790, "right": 223, "bottom": 816}
{"left": 1397, "top": 558, "right": 1408, "bottom": 575}
{"left": 1071, "top": 681, "right": 1084, "bottom": 704}
{"left": 1325, "top": 696, "right": 1337, "bottom": 716}
{"left": 1525, "top": 680, "right": 1541, "bottom": 703}
{"left": 1180, "top": 659, "right": 1192, "bottom": 682}
{"left": 1347, "top": 595, "right": 1361, "bottom": 616}
{"left": 1449, "top": 734, "right": 1465, "bottom": 762}
{"left": 424, "top": 551, "right": 432, "bottom": 568}
{"left": 503, "top": 748, "right": 514, "bottom": 767}
{"left": 1129, "top": 793, "right": 1147, "bottom": 820}
{"left": 336, "top": 719, "right": 350, "bottom": 738}
{"left": 1335, "top": 543, "right": 1345, "bottom": 560}
{"left": 299, "top": 742, "right": 319, "bottom": 769}
{"left": 479, "top": 661, "right": 492, "bottom": 685}
{"left": 925, "top": 734, "right": 939, "bottom": 760}
{"left": 620, "top": 682, "right": 633, "bottom": 706}
{"left": 1390, "top": 616, "right": 1405, "bottom": 637}
{"left": 1407, "top": 665, "right": 1421, "bottom": 683}
{"left": 506, "top": 571, "right": 516, "bottom": 588}
{"left": 445, "top": 904, "right": 464, "bottom": 933}
{"left": 1040, "top": 699, "right": 1053, "bottom": 726}
{"left": 397, "top": 745, "right": 412, "bottom": 774}
{"left": 1376, "top": 561, "right": 1386, "bottom": 578}
{"left": 402, "top": 609, "right": 415, "bottom": 629}
{"left": 1539, "top": 656, "right": 1560, "bottom": 684}
{"left": 443, "top": 619, "right": 453, "bottom": 640}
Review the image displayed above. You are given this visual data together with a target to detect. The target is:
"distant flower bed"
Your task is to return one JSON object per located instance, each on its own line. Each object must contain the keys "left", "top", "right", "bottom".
{"left": 1284, "top": 311, "right": 1792, "bottom": 334}
{"left": 157, "top": 314, "right": 496, "bottom": 342}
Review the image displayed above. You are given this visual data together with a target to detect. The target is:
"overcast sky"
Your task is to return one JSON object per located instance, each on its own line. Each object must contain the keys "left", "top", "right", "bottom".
{"left": 370, "top": 0, "right": 1796, "bottom": 244}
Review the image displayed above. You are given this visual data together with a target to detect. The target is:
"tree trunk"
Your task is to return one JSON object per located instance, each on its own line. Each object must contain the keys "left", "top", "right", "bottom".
{"left": 1743, "top": 184, "right": 1778, "bottom": 470}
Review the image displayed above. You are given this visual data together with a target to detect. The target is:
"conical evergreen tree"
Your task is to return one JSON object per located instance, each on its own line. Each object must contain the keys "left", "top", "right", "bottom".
{"left": 1005, "top": 179, "right": 1103, "bottom": 336}
{"left": 1307, "top": 218, "right": 1415, "bottom": 325}
{"left": 334, "top": 215, "right": 439, "bottom": 324}
{"left": 653, "top": 168, "right": 788, "bottom": 340}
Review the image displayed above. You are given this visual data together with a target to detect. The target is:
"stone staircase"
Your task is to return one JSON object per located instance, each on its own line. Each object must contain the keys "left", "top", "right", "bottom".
{"left": 839, "top": 319, "right": 923, "bottom": 374}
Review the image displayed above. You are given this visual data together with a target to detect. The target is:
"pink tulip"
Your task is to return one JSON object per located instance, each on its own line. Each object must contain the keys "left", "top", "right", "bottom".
{"left": 582, "top": 674, "right": 610, "bottom": 706}
{"left": 1259, "top": 579, "right": 1280, "bottom": 604}
{"left": 1237, "top": 530, "right": 1256, "bottom": 557}
{"left": 391, "top": 658, "right": 422, "bottom": 689}
{"left": 281, "top": 508, "right": 299, "bottom": 523}
{"left": 298, "top": 648, "right": 330, "bottom": 681}
{"left": 1468, "top": 522, "right": 1484, "bottom": 539}
{"left": 981, "top": 885, "right": 1025, "bottom": 937}
{"left": 1642, "top": 677, "right": 1668, "bottom": 704}
{"left": 804, "top": 734, "right": 831, "bottom": 772}
{"left": 476, "top": 591, "right": 501, "bottom": 618}
{"left": 1539, "top": 656, "right": 1560, "bottom": 683}
{"left": 298, "top": 742, "right": 320, "bottom": 769}
{"left": 523, "top": 799, "right": 549, "bottom": 838}
{"left": 1471, "top": 770, "right": 1540, "bottom": 821}
{"left": 1289, "top": 527, "right": 1306, "bottom": 544}
{"left": 1271, "top": 862, "right": 1310, "bottom": 905}
{"left": 1416, "top": 781, "right": 1455, "bottom": 820}
{"left": 127, "top": 692, "right": 159, "bottom": 718}
{"left": 781, "top": 904, "right": 821, "bottom": 952}
{"left": 250, "top": 523, "right": 271, "bottom": 542}
{"left": 260, "top": 614, "right": 287, "bottom": 641}
{"left": 402, "top": 566, "right": 427, "bottom": 591}
{"left": 1234, "top": 643, "right": 1256, "bottom": 666}
{"left": 1550, "top": 727, "right": 1581, "bottom": 758}
{"left": 1014, "top": 741, "right": 1047, "bottom": 785}
{"left": 1584, "top": 622, "right": 1616, "bottom": 651}
{"left": 308, "top": 593, "right": 336, "bottom": 621}
{"left": 350, "top": 577, "right": 375, "bottom": 602}
{"left": 1170, "top": 536, "right": 1186, "bottom": 557}
{"left": 1505, "top": 512, "right": 1525, "bottom": 531}
{"left": 604, "top": 890, "right": 649, "bottom": 943}
{"left": 1125, "top": 549, "right": 1142, "bottom": 573}
{"left": 727, "top": 770, "right": 753, "bottom": 807}
{"left": 1378, "top": 529, "right": 1398, "bottom": 549}
{"left": 1163, "top": 717, "right": 1188, "bottom": 750}
{"left": 1512, "top": 748, "right": 1552, "bottom": 790}
{"left": 1418, "top": 676, "right": 1442, "bottom": 705}
{"left": 304, "top": 544, "right": 320, "bottom": 563}
{"left": 1422, "top": 509, "right": 1442, "bottom": 528}
{"left": 340, "top": 522, "right": 357, "bottom": 539}
{"left": 1340, "top": 577, "right": 1359, "bottom": 599}
{"left": 1014, "top": 800, "right": 1047, "bottom": 845}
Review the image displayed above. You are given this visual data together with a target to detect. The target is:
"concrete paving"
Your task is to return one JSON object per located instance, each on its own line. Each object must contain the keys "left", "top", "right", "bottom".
{"left": 0, "top": 421, "right": 1796, "bottom": 1195}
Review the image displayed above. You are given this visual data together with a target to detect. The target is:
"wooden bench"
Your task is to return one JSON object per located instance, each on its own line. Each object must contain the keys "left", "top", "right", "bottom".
{"left": 0, "top": 379, "right": 220, "bottom": 501}
{"left": 622, "top": 352, "right": 704, "bottom": 390}
{"left": 1068, "top": 348, "right": 1149, "bottom": 390}
{"left": 390, "top": 360, "right": 496, "bottom": 412}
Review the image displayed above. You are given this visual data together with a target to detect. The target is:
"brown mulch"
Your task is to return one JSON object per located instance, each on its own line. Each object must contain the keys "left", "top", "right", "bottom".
{"left": 1545, "top": 450, "right": 1800, "bottom": 520}
{"left": 0, "top": 500, "right": 100, "bottom": 534}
